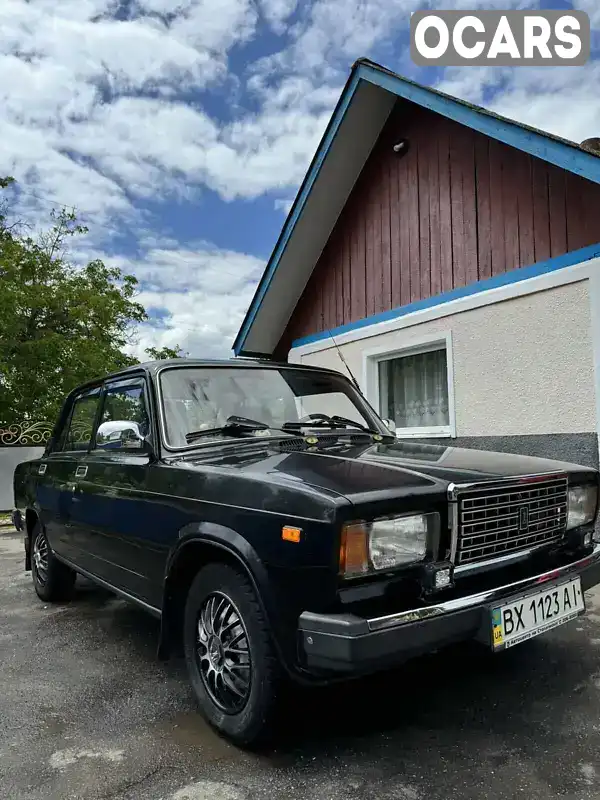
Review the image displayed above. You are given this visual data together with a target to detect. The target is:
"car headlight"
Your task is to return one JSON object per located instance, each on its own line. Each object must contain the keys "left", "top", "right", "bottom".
{"left": 567, "top": 484, "right": 598, "bottom": 531}
{"left": 339, "top": 512, "right": 439, "bottom": 577}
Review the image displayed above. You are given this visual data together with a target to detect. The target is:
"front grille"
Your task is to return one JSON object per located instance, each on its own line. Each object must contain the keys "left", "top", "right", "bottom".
{"left": 454, "top": 475, "right": 568, "bottom": 566}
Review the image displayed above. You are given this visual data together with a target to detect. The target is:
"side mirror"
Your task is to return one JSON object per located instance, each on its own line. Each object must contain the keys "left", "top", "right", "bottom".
{"left": 383, "top": 418, "right": 396, "bottom": 434}
{"left": 96, "top": 420, "right": 152, "bottom": 453}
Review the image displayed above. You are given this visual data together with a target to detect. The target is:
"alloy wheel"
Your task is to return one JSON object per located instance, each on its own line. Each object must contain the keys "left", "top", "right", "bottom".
{"left": 196, "top": 591, "right": 252, "bottom": 714}
{"left": 33, "top": 530, "right": 50, "bottom": 585}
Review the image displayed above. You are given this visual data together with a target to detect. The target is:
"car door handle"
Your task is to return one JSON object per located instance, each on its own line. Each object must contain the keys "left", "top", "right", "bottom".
{"left": 75, "top": 465, "right": 88, "bottom": 478}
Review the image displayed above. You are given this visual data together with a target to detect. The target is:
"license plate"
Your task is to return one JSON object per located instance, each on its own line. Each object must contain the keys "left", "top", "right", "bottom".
{"left": 491, "top": 577, "right": 584, "bottom": 650}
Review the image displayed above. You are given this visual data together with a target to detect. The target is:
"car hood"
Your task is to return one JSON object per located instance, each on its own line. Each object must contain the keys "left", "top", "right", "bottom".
{"left": 175, "top": 436, "right": 595, "bottom": 506}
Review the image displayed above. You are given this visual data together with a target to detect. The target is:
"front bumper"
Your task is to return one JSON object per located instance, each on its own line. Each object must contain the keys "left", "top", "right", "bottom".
{"left": 298, "top": 544, "right": 600, "bottom": 675}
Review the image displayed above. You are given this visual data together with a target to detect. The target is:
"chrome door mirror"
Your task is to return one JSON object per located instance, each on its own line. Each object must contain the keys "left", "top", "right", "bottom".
{"left": 96, "top": 420, "right": 146, "bottom": 450}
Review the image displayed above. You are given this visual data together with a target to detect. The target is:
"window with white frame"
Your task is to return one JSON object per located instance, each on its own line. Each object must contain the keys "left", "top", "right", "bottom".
{"left": 373, "top": 338, "right": 453, "bottom": 437}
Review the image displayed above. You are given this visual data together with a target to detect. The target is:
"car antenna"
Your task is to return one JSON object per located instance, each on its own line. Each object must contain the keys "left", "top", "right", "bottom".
{"left": 326, "top": 329, "right": 362, "bottom": 393}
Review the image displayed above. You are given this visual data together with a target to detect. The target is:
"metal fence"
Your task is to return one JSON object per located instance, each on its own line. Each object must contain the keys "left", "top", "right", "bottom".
{"left": 0, "top": 423, "right": 51, "bottom": 512}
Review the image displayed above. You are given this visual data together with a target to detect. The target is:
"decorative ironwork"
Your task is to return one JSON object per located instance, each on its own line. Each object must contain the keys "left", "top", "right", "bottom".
{"left": 0, "top": 422, "right": 54, "bottom": 446}
{"left": 0, "top": 421, "right": 92, "bottom": 447}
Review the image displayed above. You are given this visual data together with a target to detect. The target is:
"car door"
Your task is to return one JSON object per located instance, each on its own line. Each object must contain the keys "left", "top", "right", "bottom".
{"left": 69, "top": 375, "right": 163, "bottom": 607}
{"left": 38, "top": 385, "right": 103, "bottom": 567}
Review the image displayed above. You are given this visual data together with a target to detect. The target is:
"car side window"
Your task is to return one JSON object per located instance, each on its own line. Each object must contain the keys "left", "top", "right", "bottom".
{"left": 58, "top": 387, "right": 102, "bottom": 452}
{"left": 94, "top": 379, "right": 150, "bottom": 451}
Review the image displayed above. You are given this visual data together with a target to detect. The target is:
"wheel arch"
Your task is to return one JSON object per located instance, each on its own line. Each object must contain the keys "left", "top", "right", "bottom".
{"left": 24, "top": 507, "right": 40, "bottom": 571}
{"left": 158, "top": 522, "right": 296, "bottom": 676}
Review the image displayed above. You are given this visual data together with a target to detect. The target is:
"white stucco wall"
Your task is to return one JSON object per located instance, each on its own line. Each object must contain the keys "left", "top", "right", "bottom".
{"left": 0, "top": 447, "right": 44, "bottom": 511}
{"left": 291, "top": 279, "right": 596, "bottom": 437}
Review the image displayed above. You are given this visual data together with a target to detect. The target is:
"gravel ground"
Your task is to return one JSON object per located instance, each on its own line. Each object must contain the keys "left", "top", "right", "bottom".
{"left": 3, "top": 529, "right": 600, "bottom": 800}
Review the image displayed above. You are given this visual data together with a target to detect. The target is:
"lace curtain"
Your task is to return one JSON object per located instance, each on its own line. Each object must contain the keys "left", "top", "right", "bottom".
{"left": 378, "top": 348, "right": 449, "bottom": 429}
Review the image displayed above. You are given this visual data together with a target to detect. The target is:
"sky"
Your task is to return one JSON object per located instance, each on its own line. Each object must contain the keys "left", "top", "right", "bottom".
{"left": 1, "top": 0, "right": 599, "bottom": 360}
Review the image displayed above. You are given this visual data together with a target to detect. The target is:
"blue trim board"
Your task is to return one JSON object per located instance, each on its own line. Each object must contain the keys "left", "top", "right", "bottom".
{"left": 290, "top": 242, "right": 600, "bottom": 350}
{"left": 234, "top": 60, "right": 600, "bottom": 356}
{"left": 233, "top": 70, "right": 362, "bottom": 355}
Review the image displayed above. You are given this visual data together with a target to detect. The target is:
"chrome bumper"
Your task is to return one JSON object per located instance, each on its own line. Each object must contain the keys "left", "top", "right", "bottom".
{"left": 298, "top": 544, "right": 600, "bottom": 675}
{"left": 367, "top": 543, "right": 600, "bottom": 632}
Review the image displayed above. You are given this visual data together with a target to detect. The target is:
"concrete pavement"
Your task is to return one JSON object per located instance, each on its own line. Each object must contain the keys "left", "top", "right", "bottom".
{"left": 3, "top": 529, "right": 600, "bottom": 799}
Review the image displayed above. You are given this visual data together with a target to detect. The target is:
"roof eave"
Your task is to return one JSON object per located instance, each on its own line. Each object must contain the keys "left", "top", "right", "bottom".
{"left": 233, "top": 60, "right": 365, "bottom": 357}
{"left": 234, "top": 58, "right": 600, "bottom": 359}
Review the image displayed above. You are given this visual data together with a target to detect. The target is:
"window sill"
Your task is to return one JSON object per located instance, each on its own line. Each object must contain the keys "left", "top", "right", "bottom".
{"left": 394, "top": 427, "right": 453, "bottom": 439}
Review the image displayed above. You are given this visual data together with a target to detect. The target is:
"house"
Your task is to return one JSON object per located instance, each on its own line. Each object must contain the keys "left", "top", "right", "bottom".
{"left": 233, "top": 58, "right": 600, "bottom": 467}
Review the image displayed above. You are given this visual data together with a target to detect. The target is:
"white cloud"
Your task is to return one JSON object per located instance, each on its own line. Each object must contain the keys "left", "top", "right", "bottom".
{"left": 0, "top": 117, "right": 130, "bottom": 229}
{"left": 0, "top": 0, "right": 598, "bottom": 360}
{"left": 572, "top": 0, "right": 600, "bottom": 28}
{"left": 0, "top": 3, "right": 224, "bottom": 94}
{"left": 18, "top": 0, "right": 116, "bottom": 20}
{"left": 168, "top": 0, "right": 257, "bottom": 52}
{"left": 136, "top": 0, "right": 194, "bottom": 13}
{"left": 68, "top": 235, "right": 263, "bottom": 359}
{"left": 251, "top": 0, "right": 539, "bottom": 81}
{"left": 0, "top": 1, "right": 338, "bottom": 219}
{"left": 119, "top": 244, "right": 265, "bottom": 359}
{"left": 436, "top": 60, "right": 600, "bottom": 145}
{"left": 274, "top": 197, "right": 293, "bottom": 214}
{"left": 2, "top": 0, "right": 596, "bottom": 221}
{"left": 259, "top": 0, "right": 298, "bottom": 34}
{"left": 0, "top": 0, "right": 251, "bottom": 229}
{"left": 56, "top": 76, "right": 336, "bottom": 202}
{"left": 0, "top": 56, "right": 97, "bottom": 126}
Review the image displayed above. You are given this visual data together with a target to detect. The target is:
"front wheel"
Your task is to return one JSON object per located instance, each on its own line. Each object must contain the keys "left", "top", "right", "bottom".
{"left": 183, "top": 563, "right": 282, "bottom": 747}
{"left": 31, "top": 523, "right": 76, "bottom": 602}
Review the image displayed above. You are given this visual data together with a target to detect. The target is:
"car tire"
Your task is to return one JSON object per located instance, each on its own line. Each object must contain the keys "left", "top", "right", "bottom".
{"left": 31, "top": 522, "right": 76, "bottom": 602}
{"left": 183, "top": 562, "right": 282, "bottom": 747}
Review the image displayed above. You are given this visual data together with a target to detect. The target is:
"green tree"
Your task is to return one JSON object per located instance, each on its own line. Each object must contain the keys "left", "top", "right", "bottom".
{"left": 144, "top": 345, "right": 184, "bottom": 360}
{"left": 0, "top": 178, "right": 183, "bottom": 426}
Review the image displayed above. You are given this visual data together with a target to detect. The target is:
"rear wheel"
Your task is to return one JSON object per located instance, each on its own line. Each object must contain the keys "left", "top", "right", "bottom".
{"left": 183, "top": 563, "right": 282, "bottom": 747}
{"left": 31, "top": 523, "right": 76, "bottom": 602}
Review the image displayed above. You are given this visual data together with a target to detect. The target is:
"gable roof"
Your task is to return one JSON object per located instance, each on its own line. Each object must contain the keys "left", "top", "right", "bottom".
{"left": 233, "top": 58, "right": 600, "bottom": 359}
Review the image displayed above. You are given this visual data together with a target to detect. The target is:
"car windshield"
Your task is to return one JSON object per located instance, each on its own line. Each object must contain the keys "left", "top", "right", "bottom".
{"left": 159, "top": 366, "right": 382, "bottom": 448}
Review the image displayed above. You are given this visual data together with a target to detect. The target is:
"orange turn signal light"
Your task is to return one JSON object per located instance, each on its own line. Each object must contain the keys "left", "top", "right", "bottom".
{"left": 282, "top": 525, "right": 302, "bottom": 543}
{"left": 339, "top": 522, "right": 369, "bottom": 576}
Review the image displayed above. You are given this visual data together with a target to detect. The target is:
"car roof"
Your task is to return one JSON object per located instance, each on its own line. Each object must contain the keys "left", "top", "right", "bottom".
{"left": 69, "top": 357, "right": 349, "bottom": 396}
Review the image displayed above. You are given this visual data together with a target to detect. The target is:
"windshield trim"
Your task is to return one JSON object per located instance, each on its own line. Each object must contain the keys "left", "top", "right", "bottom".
{"left": 155, "top": 363, "right": 388, "bottom": 452}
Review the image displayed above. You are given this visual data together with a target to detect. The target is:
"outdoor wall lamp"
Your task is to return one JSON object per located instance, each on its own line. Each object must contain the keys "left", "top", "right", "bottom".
{"left": 392, "top": 138, "right": 410, "bottom": 157}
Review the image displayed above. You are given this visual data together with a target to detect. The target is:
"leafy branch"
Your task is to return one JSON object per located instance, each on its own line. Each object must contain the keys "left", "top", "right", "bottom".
{"left": 0, "top": 177, "right": 183, "bottom": 425}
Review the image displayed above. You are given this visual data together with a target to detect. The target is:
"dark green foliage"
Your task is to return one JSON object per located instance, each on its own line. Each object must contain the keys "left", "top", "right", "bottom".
{"left": 0, "top": 178, "right": 183, "bottom": 425}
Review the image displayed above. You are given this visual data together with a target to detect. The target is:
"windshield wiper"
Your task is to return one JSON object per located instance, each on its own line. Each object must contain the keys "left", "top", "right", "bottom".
{"left": 185, "top": 413, "right": 387, "bottom": 445}
{"left": 282, "top": 414, "right": 384, "bottom": 436}
{"left": 185, "top": 416, "right": 269, "bottom": 443}
{"left": 185, "top": 416, "right": 296, "bottom": 444}
{"left": 330, "top": 415, "right": 380, "bottom": 433}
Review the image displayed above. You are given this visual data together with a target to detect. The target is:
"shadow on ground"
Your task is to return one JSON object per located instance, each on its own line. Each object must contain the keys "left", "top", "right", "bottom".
{"left": 70, "top": 577, "right": 595, "bottom": 760}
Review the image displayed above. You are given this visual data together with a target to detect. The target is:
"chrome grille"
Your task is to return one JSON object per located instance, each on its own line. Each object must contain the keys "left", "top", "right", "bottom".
{"left": 454, "top": 476, "right": 568, "bottom": 566}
